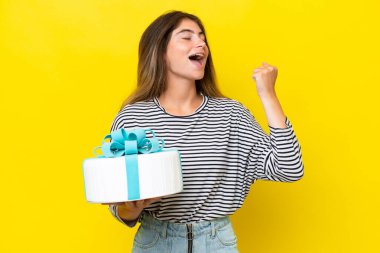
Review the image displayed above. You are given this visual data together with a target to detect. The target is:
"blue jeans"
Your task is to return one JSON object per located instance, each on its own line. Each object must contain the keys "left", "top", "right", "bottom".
{"left": 132, "top": 211, "right": 239, "bottom": 253}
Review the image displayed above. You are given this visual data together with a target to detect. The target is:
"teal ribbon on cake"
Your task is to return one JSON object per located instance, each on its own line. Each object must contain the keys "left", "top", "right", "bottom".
{"left": 93, "top": 128, "right": 165, "bottom": 200}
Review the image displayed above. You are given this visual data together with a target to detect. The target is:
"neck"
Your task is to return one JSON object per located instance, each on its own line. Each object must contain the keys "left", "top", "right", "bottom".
{"left": 158, "top": 74, "right": 202, "bottom": 114}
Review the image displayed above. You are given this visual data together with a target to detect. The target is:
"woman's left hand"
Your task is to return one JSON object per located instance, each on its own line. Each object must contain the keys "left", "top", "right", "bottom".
{"left": 252, "top": 62, "right": 278, "bottom": 98}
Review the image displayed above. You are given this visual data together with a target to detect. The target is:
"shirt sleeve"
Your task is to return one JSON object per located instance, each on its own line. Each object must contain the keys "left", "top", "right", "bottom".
{"left": 109, "top": 108, "right": 127, "bottom": 132}
{"left": 236, "top": 104, "right": 304, "bottom": 182}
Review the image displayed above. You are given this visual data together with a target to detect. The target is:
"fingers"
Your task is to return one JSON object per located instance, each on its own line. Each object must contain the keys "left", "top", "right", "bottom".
{"left": 253, "top": 64, "right": 277, "bottom": 76}
{"left": 145, "top": 197, "right": 161, "bottom": 206}
{"left": 254, "top": 62, "right": 276, "bottom": 70}
{"left": 101, "top": 202, "right": 123, "bottom": 205}
{"left": 254, "top": 66, "right": 275, "bottom": 72}
{"left": 125, "top": 201, "right": 140, "bottom": 209}
{"left": 101, "top": 197, "right": 161, "bottom": 208}
{"left": 135, "top": 200, "right": 145, "bottom": 209}
{"left": 134, "top": 197, "right": 161, "bottom": 209}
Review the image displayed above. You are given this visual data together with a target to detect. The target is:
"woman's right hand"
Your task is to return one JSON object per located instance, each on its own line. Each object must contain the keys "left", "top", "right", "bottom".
{"left": 101, "top": 197, "right": 161, "bottom": 221}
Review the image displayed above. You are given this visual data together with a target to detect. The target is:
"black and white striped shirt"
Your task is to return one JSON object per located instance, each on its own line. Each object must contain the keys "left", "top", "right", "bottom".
{"left": 108, "top": 94, "right": 304, "bottom": 227}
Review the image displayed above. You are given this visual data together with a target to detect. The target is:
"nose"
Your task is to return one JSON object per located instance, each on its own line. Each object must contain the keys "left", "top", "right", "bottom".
{"left": 197, "top": 41, "right": 207, "bottom": 49}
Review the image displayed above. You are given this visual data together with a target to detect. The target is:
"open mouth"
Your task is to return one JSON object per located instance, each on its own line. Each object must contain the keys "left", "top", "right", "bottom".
{"left": 188, "top": 53, "right": 205, "bottom": 68}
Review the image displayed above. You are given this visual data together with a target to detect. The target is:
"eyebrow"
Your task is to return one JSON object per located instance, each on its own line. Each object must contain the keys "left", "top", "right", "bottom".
{"left": 176, "top": 29, "right": 205, "bottom": 36}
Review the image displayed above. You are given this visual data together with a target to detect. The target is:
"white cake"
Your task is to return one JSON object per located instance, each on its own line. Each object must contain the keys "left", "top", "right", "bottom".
{"left": 82, "top": 149, "right": 183, "bottom": 203}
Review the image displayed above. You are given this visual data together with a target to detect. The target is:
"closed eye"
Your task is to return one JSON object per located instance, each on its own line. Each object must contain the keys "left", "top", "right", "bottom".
{"left": 182, "top": 37, "right": 206, "bottom": 42}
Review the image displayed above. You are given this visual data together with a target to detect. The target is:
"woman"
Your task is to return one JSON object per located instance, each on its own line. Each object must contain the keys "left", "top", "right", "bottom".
{"left": 105, "top": 10, "right": 304, "bottom": 253}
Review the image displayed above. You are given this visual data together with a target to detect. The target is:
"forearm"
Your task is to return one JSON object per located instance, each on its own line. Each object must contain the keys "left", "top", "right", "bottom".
{"left": 259, "top": 92, "right": 287, "bottom": 128}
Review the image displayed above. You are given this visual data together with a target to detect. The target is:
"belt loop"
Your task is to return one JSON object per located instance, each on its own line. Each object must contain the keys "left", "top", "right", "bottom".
{"left": 211, "top": 221, "right": 216, "bottom": 238}
{"left": 162, "top": 222, "right": 167, "bottom": 239}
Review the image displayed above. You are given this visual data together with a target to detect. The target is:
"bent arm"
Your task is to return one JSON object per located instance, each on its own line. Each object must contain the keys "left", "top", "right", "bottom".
{"left": 237, "top": 100, "right": 304, "bottom": 182}
{"left": 260, "top": 92, "right": 287, "bottom": 129}
{"left": 250, "top": 116, "right": 304, "bottom": 182}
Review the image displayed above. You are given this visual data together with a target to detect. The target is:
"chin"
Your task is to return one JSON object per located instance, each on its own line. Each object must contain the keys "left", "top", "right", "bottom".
{"left": 193, "top": 73, "right": 205, "bottom": 80}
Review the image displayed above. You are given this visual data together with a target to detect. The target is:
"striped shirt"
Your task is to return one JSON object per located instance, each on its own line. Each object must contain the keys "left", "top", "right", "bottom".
{"left": 108, "top": 93, "right": 304, "bottom": 227}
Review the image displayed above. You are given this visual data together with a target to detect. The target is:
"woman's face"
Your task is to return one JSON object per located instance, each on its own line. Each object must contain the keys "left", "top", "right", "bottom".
{"left": 165, "top": 18, "right": 209, "bottom": 82}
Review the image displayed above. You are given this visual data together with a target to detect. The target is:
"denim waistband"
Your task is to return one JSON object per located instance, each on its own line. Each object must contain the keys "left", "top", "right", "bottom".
{"left": 140, "top": 211, "right": 231, "bottom": 239}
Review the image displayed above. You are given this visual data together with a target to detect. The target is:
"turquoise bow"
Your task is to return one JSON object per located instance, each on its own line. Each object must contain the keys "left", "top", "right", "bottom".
{"left": 94, "top": 128, "right": 165, "bottom": 158}
{"left": 93, "top": 128, "right": 165, "bottom": 200}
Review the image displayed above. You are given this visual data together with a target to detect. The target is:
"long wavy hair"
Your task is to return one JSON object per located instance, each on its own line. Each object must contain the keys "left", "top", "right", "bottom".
{"left": 119, "top": 10, "right": 225, "bottom": 111}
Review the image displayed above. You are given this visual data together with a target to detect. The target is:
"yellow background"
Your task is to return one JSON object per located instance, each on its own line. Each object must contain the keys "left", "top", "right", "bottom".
{"left": 1, "top": 0, "right": 379, "bottom": 252}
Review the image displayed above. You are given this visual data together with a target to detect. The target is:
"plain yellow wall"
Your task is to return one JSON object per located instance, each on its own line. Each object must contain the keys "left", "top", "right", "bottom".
{"left": 1, "top": 0, "right": 379, "bottom": 252}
